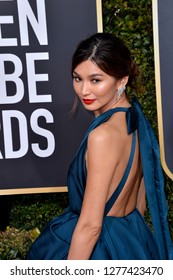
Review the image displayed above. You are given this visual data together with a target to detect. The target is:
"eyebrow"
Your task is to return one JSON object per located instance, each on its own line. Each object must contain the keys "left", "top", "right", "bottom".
{"left": 73, "top": 71, "right": 103, "bottom": 78}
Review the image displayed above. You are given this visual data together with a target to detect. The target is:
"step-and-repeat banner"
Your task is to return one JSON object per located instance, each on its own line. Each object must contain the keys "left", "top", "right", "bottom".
{"left": 0, "top": 0, "right": 103, "bottom": 194}
{"left": 152, "top": 0, "right": 173, "bottom": 181}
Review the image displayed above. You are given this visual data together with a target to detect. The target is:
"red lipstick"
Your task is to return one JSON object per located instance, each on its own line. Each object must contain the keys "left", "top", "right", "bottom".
{"left": 83, "top": 99, "right": 96, "bottom": 105}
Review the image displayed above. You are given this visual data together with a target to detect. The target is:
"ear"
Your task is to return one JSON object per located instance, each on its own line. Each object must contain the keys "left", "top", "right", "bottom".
{"left": 120, "top": 76, "right": 129, "bottom": 86}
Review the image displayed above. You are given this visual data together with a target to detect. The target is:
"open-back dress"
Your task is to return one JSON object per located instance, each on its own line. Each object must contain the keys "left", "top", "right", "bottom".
{"left": 26, "top": 97, "right": 173, "bottom": 260}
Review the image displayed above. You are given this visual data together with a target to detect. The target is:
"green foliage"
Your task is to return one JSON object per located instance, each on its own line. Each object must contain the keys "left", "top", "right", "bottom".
{"left": 9, "top": 193, "right": 68, "bottom": 231}
{"left": 0, "top": 193, "right": 68, "bottom": 259}
{"left": 0, "top": 227, "right": 40, "bottom": 260}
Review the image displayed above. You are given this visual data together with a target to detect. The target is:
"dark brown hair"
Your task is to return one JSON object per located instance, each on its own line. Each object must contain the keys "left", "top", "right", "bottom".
{"left": 71, "top": 33, "right": 140, "bottom": 112}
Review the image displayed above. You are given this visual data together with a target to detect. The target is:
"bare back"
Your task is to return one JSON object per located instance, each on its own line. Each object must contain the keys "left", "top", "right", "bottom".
{"left": 86, "top": 110, "right": 143, "bottom": 218}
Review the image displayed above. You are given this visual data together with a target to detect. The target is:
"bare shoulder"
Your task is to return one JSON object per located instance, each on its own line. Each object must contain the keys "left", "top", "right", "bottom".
{"left": 88, "top": 124, "right": 112, "bottom": 143}
{"left": 87, "top": 121, "right": 124, "bottom": 156}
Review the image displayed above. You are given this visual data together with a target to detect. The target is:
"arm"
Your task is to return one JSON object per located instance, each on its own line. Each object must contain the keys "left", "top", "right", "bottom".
{"left": 136, "top": 177, "right": 146, "bottom": 216}
{"left": 67, "top": 127, "right": 120, "bottom": 260}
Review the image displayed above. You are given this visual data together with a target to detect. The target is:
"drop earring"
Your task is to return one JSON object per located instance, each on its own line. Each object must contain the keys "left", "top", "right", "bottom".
{"left": 117, "top": 85, "right": 126, "bottom": 99}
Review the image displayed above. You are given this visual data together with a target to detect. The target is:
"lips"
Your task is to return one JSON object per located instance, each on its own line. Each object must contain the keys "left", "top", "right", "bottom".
{"left": 82, "top": 99, "right": 96, "bottom": 105}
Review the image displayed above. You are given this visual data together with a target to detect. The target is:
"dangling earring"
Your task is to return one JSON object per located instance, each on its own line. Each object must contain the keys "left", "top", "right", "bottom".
{"left": 117, "top": 85, "right": 126, "bottom": 99}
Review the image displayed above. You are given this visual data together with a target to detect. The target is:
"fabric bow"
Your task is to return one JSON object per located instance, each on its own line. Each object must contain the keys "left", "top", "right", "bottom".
{"left": 126, "top": 96, "right": 139, "bottom": 134}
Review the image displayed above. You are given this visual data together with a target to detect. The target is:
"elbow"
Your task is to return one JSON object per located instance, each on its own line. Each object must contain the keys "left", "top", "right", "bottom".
{"left": 79, "top": 222, "right": 102, "bottom": 240}
{"left": 89, "top": 225, "right": 102, "bottom": 238}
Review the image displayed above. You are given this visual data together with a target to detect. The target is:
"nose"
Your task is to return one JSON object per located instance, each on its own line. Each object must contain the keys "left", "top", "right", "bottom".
{"left": 81, "top": 81, "right": 91, "bottom": 96}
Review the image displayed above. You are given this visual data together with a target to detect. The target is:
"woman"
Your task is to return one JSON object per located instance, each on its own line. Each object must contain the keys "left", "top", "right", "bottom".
{"left": 26, "top": 33, "right": 173, "bottom": 260}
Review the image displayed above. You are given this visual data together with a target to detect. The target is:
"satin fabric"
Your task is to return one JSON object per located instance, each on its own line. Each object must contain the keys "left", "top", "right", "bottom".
{"left": 26, "top": 97, "right": 173, "bottom": 260}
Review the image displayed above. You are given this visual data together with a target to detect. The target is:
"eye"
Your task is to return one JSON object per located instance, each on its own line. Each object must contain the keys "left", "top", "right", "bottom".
{"left": 92, "top": 79, "right": 100, "bottom": 83}
{"left": 73, "top": 75, "right": 81, "bottom": 82}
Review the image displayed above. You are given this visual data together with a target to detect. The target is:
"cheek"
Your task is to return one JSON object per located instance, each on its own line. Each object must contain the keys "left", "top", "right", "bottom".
{"left": 97, "top": 83, "right": 116, "bottom": 97}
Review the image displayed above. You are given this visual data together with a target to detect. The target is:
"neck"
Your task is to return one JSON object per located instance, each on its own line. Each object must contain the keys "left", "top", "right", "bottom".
{"left": 94, "top": 94, "right": 130, "bottom": 117}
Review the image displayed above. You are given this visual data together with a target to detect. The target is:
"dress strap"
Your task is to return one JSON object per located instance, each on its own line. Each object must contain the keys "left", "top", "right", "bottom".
{"left": 104, "top": 131, "right": 136, "bottom": 216}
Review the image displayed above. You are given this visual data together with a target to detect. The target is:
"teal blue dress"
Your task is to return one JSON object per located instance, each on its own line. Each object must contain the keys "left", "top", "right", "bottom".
{"left": 26, "top": 97, "right": 173, "bottom": 260}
